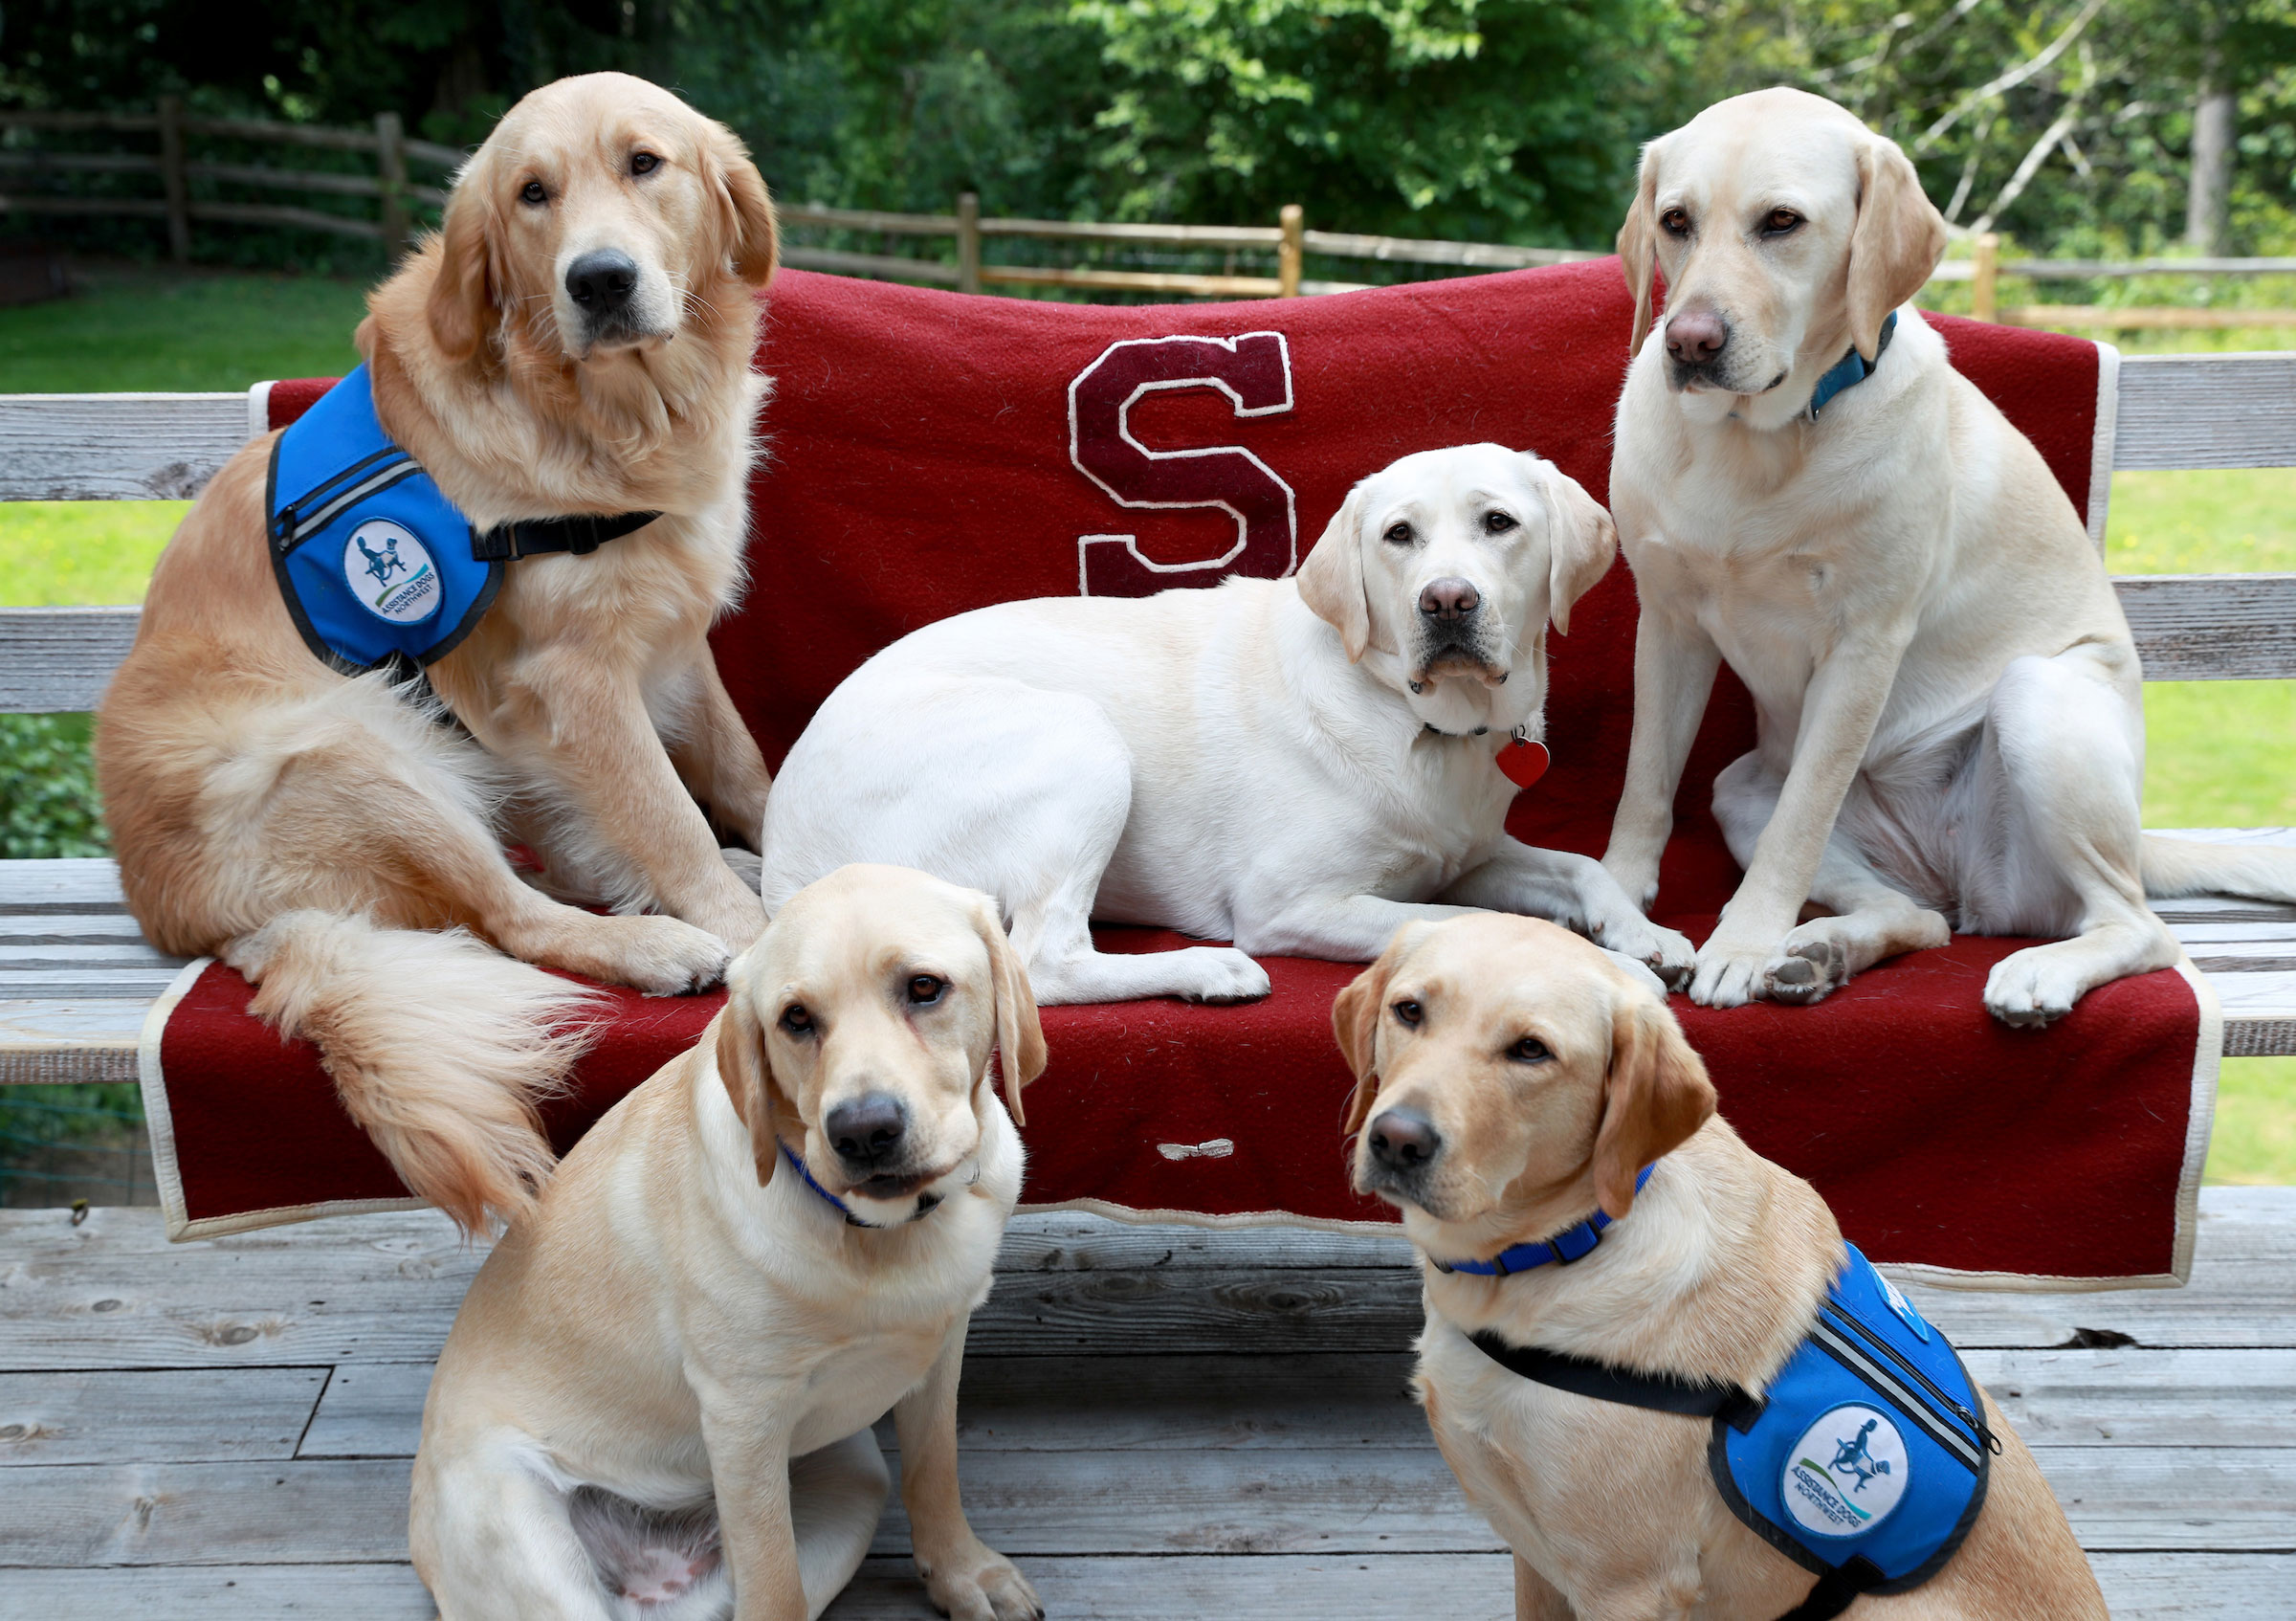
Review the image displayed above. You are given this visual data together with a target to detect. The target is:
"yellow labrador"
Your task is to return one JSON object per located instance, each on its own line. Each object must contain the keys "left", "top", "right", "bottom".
{"left": 1336, "top": 913, "right": 2106, "bottom": 1619}
{"left": 1600, "top": 87, "right": 2296, "bottom": 1024}
{"left": 98, "top": 73, "right": 780, "bottom": 1229}
{"left": 410, "top": 865, "right": 1047, "bottom": 1621}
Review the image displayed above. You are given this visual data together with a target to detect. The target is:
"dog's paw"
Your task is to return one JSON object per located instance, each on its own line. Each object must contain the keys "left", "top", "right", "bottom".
{"left": 1602, "top": 949, "right": 1669, "bottom": 1000}
{"left": 1763, "top": 929, "right": 1853, "bottom": 1007}
{"left": 1689, "top": 930, "right": 1776, "bottom": 1009}
{"left": 586, "top": 914, "right": 734, "bottom": 997}
{"left": 1597, "top": 915, "right": 1695, "bottom": 992}
{"left": 917, "top": 1542, "right": 1043, "bottom": 1621}
{"left": 1179, "top": 946, "right": 1273, "bottom": 1005}
{"left": 1984, "top": 947, "right": 2084, "bottom": 1029}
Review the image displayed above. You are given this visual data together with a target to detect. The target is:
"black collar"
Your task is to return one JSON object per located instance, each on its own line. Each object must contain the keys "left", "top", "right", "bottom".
{"left": 472, "top": 509, "right": 661, "bottom": 562}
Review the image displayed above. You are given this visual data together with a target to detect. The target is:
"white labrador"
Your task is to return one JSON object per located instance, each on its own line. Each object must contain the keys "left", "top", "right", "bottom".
{"left": 411, "top": 865, "right": 1045, "bottom": 1621}
{"left": 1601, "top": 87, "right": 2296, "bottom": 1024}
{"left": 761, "top": 444, "right": 1692, "bottom": 1005}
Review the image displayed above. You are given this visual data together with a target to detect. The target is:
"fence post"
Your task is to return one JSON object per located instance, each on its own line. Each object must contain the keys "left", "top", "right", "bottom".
{"left": 957, "top": 191, "right": 982, "bottom": 295}
{"left": 374, "top": 111, "right": 409, "bottom": 255}
{"left": 1973, "top": 232, "right": 1999, "bottom": 323}
{"left": 156, "top": 95, "right": 190, "bottom": 263}
{"left": 1278, "top": 204, "right": 1304, "bottom": 298}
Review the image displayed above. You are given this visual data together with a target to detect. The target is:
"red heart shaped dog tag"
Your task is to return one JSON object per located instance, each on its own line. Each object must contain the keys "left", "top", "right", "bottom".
{"left": 1498, "top": 738, "right": 1551, "bottom": 789}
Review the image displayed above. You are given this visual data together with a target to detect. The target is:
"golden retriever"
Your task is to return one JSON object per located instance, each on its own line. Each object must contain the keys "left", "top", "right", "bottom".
{"left": 96, "top": 72, "right": 781, "bottom": 1231}
{"left": 1336, "top": 913, "right": 2106, "bottom": 1618}
{"left": 410, "top": 864, "right": 1046, "bottom": 1621}
{"left": 1600, "top": 88, "right": 2296, "bottom": 1023}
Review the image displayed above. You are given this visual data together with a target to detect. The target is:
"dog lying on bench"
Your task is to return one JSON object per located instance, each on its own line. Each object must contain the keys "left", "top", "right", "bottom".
{"left": 760, "top": 443, "right": 1693, "bottom": 1004}
{"left": 96, "top": 74, "right": 780, "bottom": 1229}
{"left": 411, "top": 864, "right": 1046, "bottom": 1621}
{"left": 1602, "top": 87, "right": 2296, "bottom": 1023}
{"left": 1336, "top": 913, "right": 2106, "bottom": 1618}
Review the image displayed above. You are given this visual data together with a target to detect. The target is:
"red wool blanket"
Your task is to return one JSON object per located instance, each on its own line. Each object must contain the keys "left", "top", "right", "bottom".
{"left": 146, "top": 262, "right": 2216, "bottom": 1286}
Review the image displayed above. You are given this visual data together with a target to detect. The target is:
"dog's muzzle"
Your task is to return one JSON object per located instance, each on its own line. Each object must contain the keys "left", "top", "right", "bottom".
{"left": 564, "top": 248, "right": 670, "bottom": 350}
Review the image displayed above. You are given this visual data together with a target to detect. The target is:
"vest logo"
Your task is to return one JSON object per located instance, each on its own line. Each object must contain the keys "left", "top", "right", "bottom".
{"left": 343, "top": 520, "right": 442, "bottom": 625}
{"left": 1782, "top": 1404, "right": 1910, "bottom": 1538}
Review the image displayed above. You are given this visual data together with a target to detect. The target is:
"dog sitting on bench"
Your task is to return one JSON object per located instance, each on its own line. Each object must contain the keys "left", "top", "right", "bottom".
{"left": 759, "top": 443, "right": 1693, "bottom": 1005}
{"left": 1336, "top": 912, "right": 2107, "bottom": 1618}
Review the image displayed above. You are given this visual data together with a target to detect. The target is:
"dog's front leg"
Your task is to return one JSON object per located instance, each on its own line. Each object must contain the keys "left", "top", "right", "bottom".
{"left": 508, "top": 646, "right": 767, "bottom": 951}
{"left": 1445, "top": 840, "right": 1695, "bottom": 991}
{"left": 1690, "top": 632, "right": 1910, "bottom": 1008}
{"left": 1514, "top": 1555, "right": 1575, "bottom": 1621}
{"left": 894, "top": 1321, "right": 1042, "bottom": 1621}
{"left": 668, "top": 652, "right": 774, "bottom": 852}
{"left": 698, "top": 1396, "right": 809, "bottom": 1621}
{"left": 1601, "top": 608, "right": 1722, "bottom": 914}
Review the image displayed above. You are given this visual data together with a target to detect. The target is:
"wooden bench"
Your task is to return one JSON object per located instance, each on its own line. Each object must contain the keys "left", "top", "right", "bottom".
{"left": 4, "top": 354, "right": 2294, "bottom": 1079}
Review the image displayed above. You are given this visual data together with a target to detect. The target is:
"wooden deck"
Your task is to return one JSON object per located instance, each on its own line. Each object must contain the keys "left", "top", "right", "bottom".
{"left": 1, "top": 1189, "right": 2290, "bottom": 1618}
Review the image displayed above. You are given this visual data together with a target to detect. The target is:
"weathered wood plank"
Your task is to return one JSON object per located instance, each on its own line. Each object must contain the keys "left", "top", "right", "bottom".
{"left": 0, "top": 393, "right": 245, "bottom": 501}
{"left": 2117, "top": 573, "right": 2296, "bottom": 679}
{"left": 0, "top": 605, "right": 139, "bottom": 713}
{"left": 0, "top": 1564, "right": 434, "bottom": 1621}
{"left": 0, "top": 1458, "right": 415, "bottom": 1565}
{"left": 0, "top": 1368, "right": 326, "bottom": 1465}
{"left": 0, "top": 858, "right": 130, "bottom": 914}
{"left": 0, "top": 1000, "right": 145, "bottom": 1085}
{"left": 2115, "top": 351, "right": 2296, "bottom": 471}
{"left": 1961, "top": 1348, "right": 2296, "bottom": 1447}
{"left": 5, "top": 1194, "right": 2291, "bottom": 1369}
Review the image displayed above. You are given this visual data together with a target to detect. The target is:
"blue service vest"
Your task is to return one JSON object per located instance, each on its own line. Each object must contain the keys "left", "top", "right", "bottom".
{"left": 264, "top": 366, "right": 500, "bottom": 675}
{"left": 1709, "top": 1243, "right": 1993, "bottom": 1596}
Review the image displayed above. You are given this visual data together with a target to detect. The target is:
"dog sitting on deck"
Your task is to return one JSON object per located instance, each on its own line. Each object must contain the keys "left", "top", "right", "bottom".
{"left": 96, "top": 73, "right": 781, "bottom": 1231}
{"left": 1336, "top": 913, "right": 2108, "bottom": 1619}
{"left": 411, "top": 864, "right": 1046, "bottom": 1621}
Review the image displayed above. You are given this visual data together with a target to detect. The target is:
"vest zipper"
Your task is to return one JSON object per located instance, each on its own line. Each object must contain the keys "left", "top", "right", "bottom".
{"left": 1821, "top": 1299, "right": 1988, "bottom": 1446}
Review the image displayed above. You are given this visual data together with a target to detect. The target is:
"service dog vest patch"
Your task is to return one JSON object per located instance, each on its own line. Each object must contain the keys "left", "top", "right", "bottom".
{"left": 265, "top": 365, "right": 499, "bottom": 675}
{"left": 1709, "top": 1244, "right": 1994, "bottom": 1603}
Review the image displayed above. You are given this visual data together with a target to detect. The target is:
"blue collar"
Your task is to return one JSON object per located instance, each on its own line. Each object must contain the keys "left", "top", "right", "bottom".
{"left": 1805, "top": 311, "right": 1896, "bottom": 420}
{"left": 1431, "top": 1165, "right": 1657, "bottom": 1277}
{"left": 780, "top": 1139, "right": 864, "bottom": 1226}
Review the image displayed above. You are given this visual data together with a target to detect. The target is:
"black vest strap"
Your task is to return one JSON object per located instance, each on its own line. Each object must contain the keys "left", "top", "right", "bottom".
{"left": 473, "top": 509, "right": 661, "bottom": 561}
{"left": 1466, "top": 1330, "right": 1765, "bottom": 1428}
{"left": 1776, "top": 1555, "right": 1887, "bottom": 1621}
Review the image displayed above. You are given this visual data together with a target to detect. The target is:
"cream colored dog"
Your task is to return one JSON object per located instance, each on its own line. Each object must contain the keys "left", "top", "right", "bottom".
{"left": 762, "top": 444, "right": 1692, "bottom": 1006}
{"left": 97, "top": 73, "right": 780, "bottom": 1229}
{"left": 409, "top": 865, "right": 1046, "bottom": 1621}
{"left": 1336, "top": 913, "right": 2107, "bottom": 1618}
{"left": 1600, "top": 87, "right": 2296, "bottom": 1025}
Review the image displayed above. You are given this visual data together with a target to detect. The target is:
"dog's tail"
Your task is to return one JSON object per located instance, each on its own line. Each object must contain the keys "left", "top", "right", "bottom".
{"left": 222, "top": 910, "right": 600, "bottom": 1234}
{"left": 2142, "top": 834, "right": 2296, "bottom": 905}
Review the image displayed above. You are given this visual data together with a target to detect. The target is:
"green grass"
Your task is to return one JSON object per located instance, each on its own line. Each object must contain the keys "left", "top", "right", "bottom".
{"left": 0, "top": 267, "right": 2289, "bottom": 1180}
{"left": 0, "top": 263, "right": 367, "bottom": 393}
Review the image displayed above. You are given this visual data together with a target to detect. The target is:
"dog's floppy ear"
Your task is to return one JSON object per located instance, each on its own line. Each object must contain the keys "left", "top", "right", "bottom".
{"left": 715, "top": 988, "right": 790, "bottom": 1188}
{"left": 707, "top": 123, "right": 780, "bottom": 288}
{"left": 426, "top": 164, "right": 499, "bottom": 365}
{"left": 1333, "top": 922, "right": 1428, "bottom": 1136}
{"left": 1846, "top": 134, "right": 1946, "bottom": 363}
{"left": 1591, "top": 994, "right": 1715, "bottom": 1219}
{"left": 1618, "top": 138, "right": 1666, "bottom": 356}
{"left": 970, "top": 897, "right": 1047, "bottom": 1126}
{"left": 1537, "top": 460, "right": 1617, "bottom": 636}
{"left": 1296, "top": 485, "right": 1373, "bottom": 661}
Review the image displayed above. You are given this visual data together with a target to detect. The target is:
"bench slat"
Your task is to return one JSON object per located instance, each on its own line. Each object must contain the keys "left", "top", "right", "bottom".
{"left": 0, "top": 391, "right": 250, "bottom": 501}
{"left": 2114, "top": 352, "right": 2296, "bottom": 471}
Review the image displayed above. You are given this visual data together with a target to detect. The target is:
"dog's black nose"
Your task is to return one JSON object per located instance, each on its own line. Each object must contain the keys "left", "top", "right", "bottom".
{"left": 1367, "top": 1108, "right": 1441, "bottom": 1172}
{"left": 1666, "top": 308, "right": 1728, "bottom": 366}
{"left": 1418, "top": 578, "right": 1481, "bottom": 621}
{"left": 826, "top": 1093, "right": 908, "bottom": 1166}
{"left": 564, "top": 249, "right": 639, "bottom": 315}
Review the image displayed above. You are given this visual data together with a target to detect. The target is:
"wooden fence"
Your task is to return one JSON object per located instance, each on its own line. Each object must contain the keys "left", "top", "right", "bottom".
{"left": 5, "top": 107, "right": 2295, "bottom": 327}
{"left": 0, "top": 101, "right": 462, "bottom": 257}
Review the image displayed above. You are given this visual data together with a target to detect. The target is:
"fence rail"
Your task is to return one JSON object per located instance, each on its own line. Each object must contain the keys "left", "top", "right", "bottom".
{"left": 0, "top": 101, "right": 460, "bottom": 256}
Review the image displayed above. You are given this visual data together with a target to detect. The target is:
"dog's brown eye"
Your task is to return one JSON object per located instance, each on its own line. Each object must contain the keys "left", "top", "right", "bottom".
{"left": 630, "top": 151, "right": 660, "bottom": 177}
{"left": 1392, "top": 999, "right": 1423, "bottom": 1028}
{"left": 1763, "top": 208, "right": 1802, "bottom": 235}
{"left": 779, "top": 1004, "right": 813, "bottom": 1034}
{"left": 1483, "top": 511, "right": 1517, "bottom": 534}
{"left": 519, "top": 180, "right": 546, "bottom": 206}
{"left": 907, "top": 974, "right": 945, "bottom": 1005}
{"left": 1660, "top": 207, "right": 1690, "bottom": 236}
{"left": 1509, "top": 1036, "right": 1552, "bottom": 1063}
{"left": 1383, "top": 522, "right": 1415, "bottom": 546}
